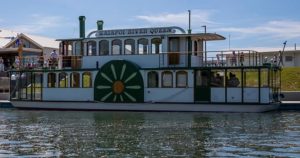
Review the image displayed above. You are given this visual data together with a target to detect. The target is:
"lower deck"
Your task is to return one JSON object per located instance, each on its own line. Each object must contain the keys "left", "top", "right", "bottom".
{"left": 9, "top": 60, "right": 281, "bottom": 105}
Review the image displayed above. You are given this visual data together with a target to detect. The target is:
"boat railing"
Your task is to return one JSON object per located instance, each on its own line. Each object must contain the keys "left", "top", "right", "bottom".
{"left": 8, "top": 49, "right": 277, "bottom": 71}
{"left": 159, "top": 50, "right": 275, "bottom": 68}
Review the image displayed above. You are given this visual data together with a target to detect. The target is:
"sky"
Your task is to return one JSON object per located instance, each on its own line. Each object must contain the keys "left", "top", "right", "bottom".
{"left": 1, "top": 0, "right": 300, "bottom": 51}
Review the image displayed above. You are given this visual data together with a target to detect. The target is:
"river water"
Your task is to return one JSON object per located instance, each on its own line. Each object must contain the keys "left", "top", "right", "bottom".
{"left": 0, "top": 110, "right": 299, "bottom": 157}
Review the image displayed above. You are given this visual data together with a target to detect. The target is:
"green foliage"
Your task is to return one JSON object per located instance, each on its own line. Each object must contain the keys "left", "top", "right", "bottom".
{"left": 281, "top": 67, "right": 300, "bottom": 91}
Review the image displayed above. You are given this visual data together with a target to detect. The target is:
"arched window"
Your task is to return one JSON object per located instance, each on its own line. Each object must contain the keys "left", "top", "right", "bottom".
{"left": 176, "top": 71, "right": 188, "bottom": 88}
{"left": 59, "top": 72, "right": 68, "bottom": 88}
{"left": 47, "top": 73, "right": 56, "bottom": 88}
{"left": 124, "top": 39, "right": 135, "bottom": 55}
{"left": 112, "top": 39, "right": 122, "bottom": 55}
{"left": 87, "top": 41, "right": 97, "bottom": 56}
{"left": 148, "top": 71, "right": 159, "bottom": 88}
{"left": 138, "top": 38, "right": 148, "bottom": 54}
{"left": 74, "top": 41, "right": 82, "bottom": 56}
{"left": 70, "top": 72, "right": 80, "bottom": 88}
{"left": 99, "top": 40, "right": 109, "bottom": 55}
{"left": 82, "top": 72, "right": 92, "bottom": 88}
{"left": 151, "top": 38, "right": 162, "bottom": 54}
{"left": 162, "top": 71, "right": 173, "bottom": 88}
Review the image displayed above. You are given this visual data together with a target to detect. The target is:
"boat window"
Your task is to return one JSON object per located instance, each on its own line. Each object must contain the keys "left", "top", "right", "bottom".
{"left": 99, "top": 40, "right": 109, "bottom": 55}
{"left": 211, "top": 70, "right": 225, "bottom": 87}
{"left": 148, "top": 71, "right": 159, "bottom": 88}
{"left": 87, "top": 41, "right": 97, "bottom": 56}
{"left": 162, "top": 71, "right": 173, "bottom": 88}
{"left": 47, "top": 73, "right": 56, "bottom": 88}
{"left": 261, "top": 68, "right": 269, "bottom": 87}
{"left": 138, "top": 38, "right": 148, "bottom": 54}
{"left": 226, "top": 70, "right": 241, "bottom": 87}
{"left": 151, "top": 38, "right": 162, "bottom": 54}
{"left": 169, "top": 37, "right": 180, "bottom": 52}
{"left": 59, "top": 72, "right": 68, "bottom": 88}
{"left": 124, "top": 39, "right": 135, "bottom": 55}
{"left": 82, "top": 72, "right": 92, "bottom": 88}
{"left": 70, "top": 72, "right": 80, "bottom": 88}
{"left": 59, "top": 41, "right": 73, "bottom": 55}
{"left": 176, "top": 71, "right": 188, "bottom": 88}
{"left": 243, "top": 69, "right": 259, "bottom": 88}
{"left": 75, "top": 41, "right": 82, "bottom": 56}
{"left": 112, "top": 39, "right": 122, "bottom": 55}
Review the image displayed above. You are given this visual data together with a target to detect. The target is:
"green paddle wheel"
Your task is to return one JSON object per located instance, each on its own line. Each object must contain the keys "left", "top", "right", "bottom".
{"left": 94, "top": 60, "right": 144, "bottom": 103}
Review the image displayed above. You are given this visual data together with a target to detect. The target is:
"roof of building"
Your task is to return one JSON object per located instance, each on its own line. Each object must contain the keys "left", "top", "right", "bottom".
{"left": 0, "top": 29, "right": 59, "bottom": 49}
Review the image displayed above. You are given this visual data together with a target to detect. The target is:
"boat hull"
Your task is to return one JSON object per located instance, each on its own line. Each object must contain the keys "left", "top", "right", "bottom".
{"left": 11, "top": 101, "right": 280, "bottom": 113}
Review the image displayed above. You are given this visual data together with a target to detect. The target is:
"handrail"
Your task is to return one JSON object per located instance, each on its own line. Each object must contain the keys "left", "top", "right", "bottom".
{"left": 6, "top": 49, "right": 278, "bottom": 71}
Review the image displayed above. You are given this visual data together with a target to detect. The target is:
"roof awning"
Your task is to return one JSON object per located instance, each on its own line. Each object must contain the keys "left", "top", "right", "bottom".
{"left": 168, "top": 33, "right": 226, "bottom": 41}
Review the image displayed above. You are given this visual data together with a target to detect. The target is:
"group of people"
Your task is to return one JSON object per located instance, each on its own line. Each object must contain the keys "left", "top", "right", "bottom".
{"left": 227, "top": 72, "right": 240, "bottom": 87}
{"left": 230, "top": 51, "right": 244, "bottom": 66}
{"left": 0, "top": 49, "right": 59, "bottom": 71}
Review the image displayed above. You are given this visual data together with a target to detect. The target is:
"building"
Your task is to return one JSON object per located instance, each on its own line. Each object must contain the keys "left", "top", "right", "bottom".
{"left": 0, "top": 29, "right": 59, "bottom": 70}
{"left": 258, "top": 50, "right": 300, "bottom": 67}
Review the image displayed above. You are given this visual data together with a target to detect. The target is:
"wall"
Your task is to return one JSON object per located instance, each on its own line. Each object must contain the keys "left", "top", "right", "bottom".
{"left": 145, "top": 88, "right": 193, "bottom": 103}
{"left": 43, "top": 88, "right": 93, "bottom": 101}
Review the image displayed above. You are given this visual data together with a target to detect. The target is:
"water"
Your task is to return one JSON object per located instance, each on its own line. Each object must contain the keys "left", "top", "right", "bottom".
{"left": 0, "top": 110, "right": 299, "bottom": 157}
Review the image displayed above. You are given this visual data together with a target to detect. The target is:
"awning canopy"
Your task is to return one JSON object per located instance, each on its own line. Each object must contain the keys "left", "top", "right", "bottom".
{"left": 168, "top": 33, "right": 226, "bottom": 41}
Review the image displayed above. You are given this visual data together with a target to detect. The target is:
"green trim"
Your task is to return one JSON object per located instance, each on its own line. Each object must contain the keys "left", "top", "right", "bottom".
{"left": 94, "top": 60, "right": 144, "bottom": 103}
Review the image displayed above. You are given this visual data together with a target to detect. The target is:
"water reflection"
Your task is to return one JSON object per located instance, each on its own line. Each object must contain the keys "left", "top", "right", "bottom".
{"left": 0, "top": 110, "right": 299, "bottom": 157}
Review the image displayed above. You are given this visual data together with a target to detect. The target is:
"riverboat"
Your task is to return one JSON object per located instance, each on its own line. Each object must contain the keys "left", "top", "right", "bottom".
{"left": 9, "top": 16, "right": 281, "bottom": 112}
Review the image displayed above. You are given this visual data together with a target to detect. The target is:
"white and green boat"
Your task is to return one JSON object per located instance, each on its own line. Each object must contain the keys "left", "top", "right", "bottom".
{"left": 9, "top": 16, "right": 281, "bottom": 112}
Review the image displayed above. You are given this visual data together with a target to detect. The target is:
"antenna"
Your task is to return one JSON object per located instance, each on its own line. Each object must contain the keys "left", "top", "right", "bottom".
{"left": 188, "top": 10, "right": 191, "bottom": 34}
{"left": 278, "top": 41, "right": 287, "bottom": 66}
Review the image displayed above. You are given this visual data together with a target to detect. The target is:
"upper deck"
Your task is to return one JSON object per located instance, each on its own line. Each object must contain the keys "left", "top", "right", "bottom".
{"left": 11, "top": 18, "right": 281, "bottom": 71}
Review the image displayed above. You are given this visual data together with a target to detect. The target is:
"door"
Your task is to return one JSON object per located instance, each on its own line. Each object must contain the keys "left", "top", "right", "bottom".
{"left": 194, "top": 70, "right": 211, "bottom": 102}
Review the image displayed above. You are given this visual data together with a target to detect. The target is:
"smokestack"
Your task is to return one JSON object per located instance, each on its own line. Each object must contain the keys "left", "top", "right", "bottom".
{"left": 79, "top": 16, "right": 86, "bottom": 38}
{"left": 97, "top": 20, "right": 104, "bottom": 30}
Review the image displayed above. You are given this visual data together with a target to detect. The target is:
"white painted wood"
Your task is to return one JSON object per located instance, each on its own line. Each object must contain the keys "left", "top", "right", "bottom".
{"left": 243, "top": 88, "right": 259, "bottom": 103}
{"left": 145, "top": 88, "right": 193, "bottom": 103}
{"left": 227, "top": 88, "right": 242, "bottom": 102}
{"left": 211, "top": 88, "right": 225, "bottom": 102}
{"left": 43, "top": 88, "right": 93, "bottom": 101}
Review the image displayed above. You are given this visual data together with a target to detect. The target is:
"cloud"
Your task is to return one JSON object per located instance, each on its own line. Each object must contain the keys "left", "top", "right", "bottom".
{"left": 217, "top": 20, "right": 300, "bottom": 39}
{"left": 10, "top": 14, "right": 69, "bottom": 34}
{"left": 136, "top": 10, "right": 215, "bottom": 27}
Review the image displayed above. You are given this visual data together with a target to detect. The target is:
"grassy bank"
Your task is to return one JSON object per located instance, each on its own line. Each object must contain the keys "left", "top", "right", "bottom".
{"left": 281, "top": 67, "right": 300, "bottom": 91}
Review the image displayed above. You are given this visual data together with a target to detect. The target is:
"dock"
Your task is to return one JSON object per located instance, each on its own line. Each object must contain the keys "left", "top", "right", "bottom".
{"left": 279, "top": 101, "right": 300, "bottom": 110}
{"left": 0, "top": 100, "right": 14, "bottom": 108}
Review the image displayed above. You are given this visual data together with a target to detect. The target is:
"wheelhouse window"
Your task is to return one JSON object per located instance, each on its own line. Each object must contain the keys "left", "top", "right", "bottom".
{"left": 99, "top": 40, "right": 109, "bottom": 55}
{"left": 70, "top": 72, "right": 80, "bottom": 88}
{"left": 211, "top": 70, "right": 225, "bottom": 87}
{"left": 124, "top": 39, "right": 135, "bottom": 55}
{"left": 47, "top": 73, "right": 56, "bottom": 88}
{"left": 138, "top": 38, "right": 148, "bottom": 54}
{"left": 151, "top": 38, "right": 162, "bottom": 54}
{"left": 261, "top": 68, "right": 269, "bottom": 87}
{"left": 176, "top": 71, "right": 188, "bottom": 88}
{"left": 226, "top": 70, "right": 241, "bottom": 87}
{"left": 243, "top": 69, "right": 259, "bottom": 87}
{"left": 59, "top": 72, "right": 68, "bottom": 88}
{"left": 169, "top": 37, "right": 180, "bottom": 52}
{"left": 162, "top": 71, "right": 173, "bottom": 88}
{"left": 87, "top": 41, "right": 97, "bottom": 56}
{"left": 148, "top": 71, "right": 159, "bottom": 88}
{"left": 112, "top": 39, "right": 122, "bottom": 55}
{"left": 60, "top": 42, "right": 73, "bottom": 56}
{"left": 82, "top": 72, "right": 92, "bottom": 88}
{"left": 74, "top": 41, "right": 82, "bottom": 56}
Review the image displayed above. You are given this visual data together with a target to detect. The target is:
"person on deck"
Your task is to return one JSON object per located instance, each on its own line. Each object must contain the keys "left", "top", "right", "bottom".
{"left": 50, "top": 50, "right": 58, "bottom": 68}
{"left": 0, "top": 57, "right": 4, "bottom": 72}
